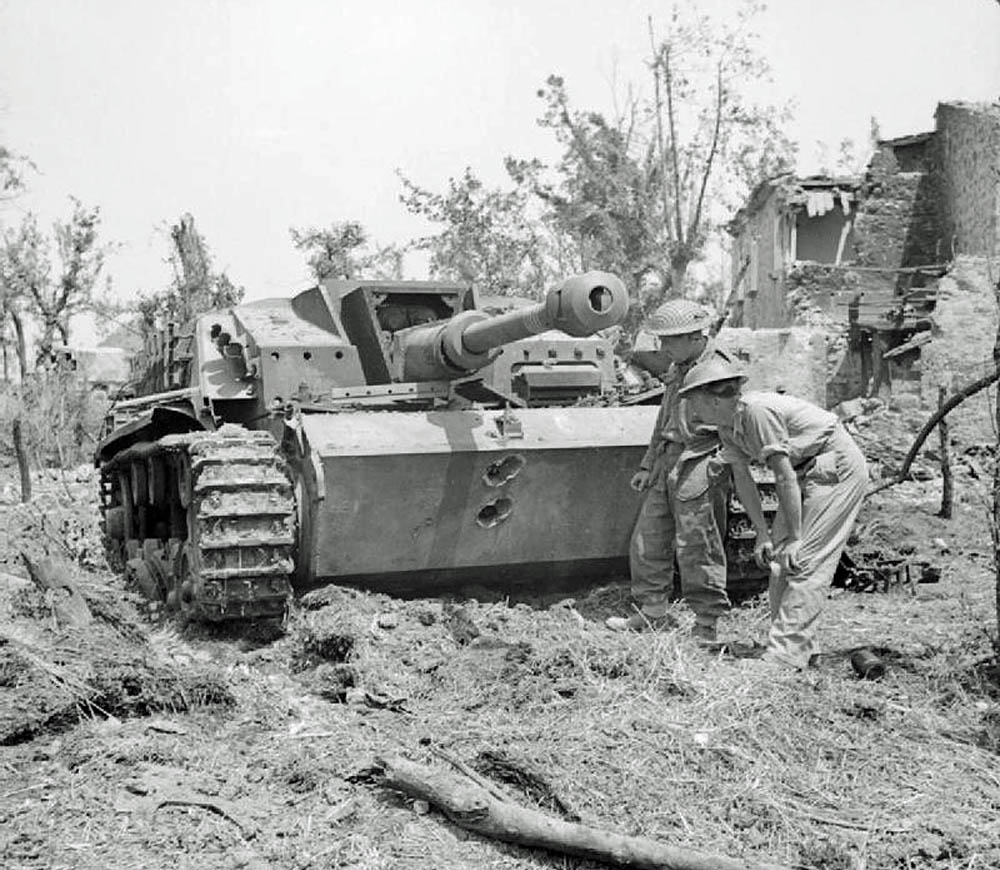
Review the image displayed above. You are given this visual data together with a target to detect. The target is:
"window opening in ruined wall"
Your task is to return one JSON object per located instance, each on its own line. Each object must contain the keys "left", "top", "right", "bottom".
{"left": 793, "top": 189, "right": 855, "bottom": 266}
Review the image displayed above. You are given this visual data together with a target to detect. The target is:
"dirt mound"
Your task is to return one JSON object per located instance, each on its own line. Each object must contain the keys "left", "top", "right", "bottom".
{"left": 0, "top": 569, "right": 234, "bottom": 746}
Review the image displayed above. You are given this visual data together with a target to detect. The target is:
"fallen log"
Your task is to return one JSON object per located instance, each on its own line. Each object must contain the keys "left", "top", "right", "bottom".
{"left": 376, "top": 754, "right": 791, "bottom": 870}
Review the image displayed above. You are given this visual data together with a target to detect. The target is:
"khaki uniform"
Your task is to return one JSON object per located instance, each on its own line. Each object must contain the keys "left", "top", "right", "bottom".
{"left": 629, "top": 342, "right": 733, "bottom": 630}
{"left": 721, "top": 391, "right": 868, "bottom": 668}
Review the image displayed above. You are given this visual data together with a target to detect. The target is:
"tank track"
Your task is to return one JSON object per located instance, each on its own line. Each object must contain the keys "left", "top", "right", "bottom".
{"left": 100, "top": 425, "right": 295, "bottom": 620}
{"left": 724, "top": 464, "right": 778, "bottom": 600}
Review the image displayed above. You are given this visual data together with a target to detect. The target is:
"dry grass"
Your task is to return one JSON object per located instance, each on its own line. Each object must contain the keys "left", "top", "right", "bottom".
{"left": 1, "top": 480, "right": 999, "bottom": 870}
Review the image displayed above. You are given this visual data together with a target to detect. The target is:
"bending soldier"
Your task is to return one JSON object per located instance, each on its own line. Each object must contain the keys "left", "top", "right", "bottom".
{"left": 678, "top": 359, "right": 868, "bottom": 669}
{"left": 606, "top": 299, "right": 732, "bottom": 643}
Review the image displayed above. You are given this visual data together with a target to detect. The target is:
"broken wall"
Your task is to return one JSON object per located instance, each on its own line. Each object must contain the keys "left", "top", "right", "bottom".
{"left": 919, "top": 256, "right": 999, "bottom": 444}
{"left": 853, "top": 149, "right": 941, "bottom": 268}
{"left": 715, "top": 326, "right": 828, "bottom": 406}
{"left": 934, "top": 102, "right": 1000, "bottom": 259}
{"left": 732, "top": 189, "right": 785, "bottom": 329}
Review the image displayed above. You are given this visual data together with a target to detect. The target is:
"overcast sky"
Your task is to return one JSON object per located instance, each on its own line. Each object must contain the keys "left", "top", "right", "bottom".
{"left": 1, "top": 0, "right": 998, "bottom": 343}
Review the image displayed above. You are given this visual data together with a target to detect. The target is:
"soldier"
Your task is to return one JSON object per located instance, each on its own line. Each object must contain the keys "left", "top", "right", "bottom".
{"left": 606, "top": 299, "right": 733, "bottom": 643}
{"left": 678, "top": 359, "right": 868, "bottom": 670}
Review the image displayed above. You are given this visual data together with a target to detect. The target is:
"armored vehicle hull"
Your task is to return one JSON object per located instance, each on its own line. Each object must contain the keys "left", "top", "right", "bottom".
{"left": 292, "top": 405, "right": 655, "bottom": 595}
{"left": 97, "top": 271, "right": 770, "bottom": 620}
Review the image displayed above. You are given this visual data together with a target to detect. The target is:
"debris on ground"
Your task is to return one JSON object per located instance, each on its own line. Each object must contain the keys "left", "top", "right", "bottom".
{"left": 1, "top": 432, "right": 999, "bottom": 868}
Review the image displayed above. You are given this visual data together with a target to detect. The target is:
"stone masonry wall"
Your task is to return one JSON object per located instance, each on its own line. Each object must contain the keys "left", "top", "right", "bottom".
{"left": 919, "top": 256, "right": 999, "bottom": 445}
{"left": 853, "top": 149, "right": 941, "bottom": 268}
{"left": 934, "top": 102, "right": 1000, "bottom": 259}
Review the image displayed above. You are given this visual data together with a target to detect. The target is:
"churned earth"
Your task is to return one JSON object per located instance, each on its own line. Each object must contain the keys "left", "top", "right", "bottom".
{"left": 0, "top": 417, "right": 998, "bottom": 870}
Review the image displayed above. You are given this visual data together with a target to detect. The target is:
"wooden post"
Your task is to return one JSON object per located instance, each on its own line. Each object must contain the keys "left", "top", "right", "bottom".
{"left": 937, "top": 385, "right": 952, "bottom": 519}
{"left": 12, "top": 416, "right": 31, "bottom": 503}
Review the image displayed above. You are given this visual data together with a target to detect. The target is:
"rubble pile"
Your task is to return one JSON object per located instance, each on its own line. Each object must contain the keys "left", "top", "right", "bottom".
{"left": 836, "top": 396, "right": 951, "bottom": 482}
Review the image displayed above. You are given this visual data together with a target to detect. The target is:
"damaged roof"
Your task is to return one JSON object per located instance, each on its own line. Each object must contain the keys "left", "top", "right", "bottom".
{"left": 728, "top": 173, "right": 861, "bottom": 234}
{"left": 877, "top": 131, "right": 935, "bottom": 149}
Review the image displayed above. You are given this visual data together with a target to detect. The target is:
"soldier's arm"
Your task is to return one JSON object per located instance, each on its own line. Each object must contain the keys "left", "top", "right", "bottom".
{"left": 640, "top": 409, "right": 667, "bottom": 470}
{"left": 767, "top": 453, "right": 803, "bottom": 543}
{"left": 639, "top": 372, "right": 675, "bottom": 470}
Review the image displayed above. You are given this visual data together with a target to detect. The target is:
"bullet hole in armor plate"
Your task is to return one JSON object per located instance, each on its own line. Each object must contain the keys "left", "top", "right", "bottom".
{"left": 483, "top": 454, "right": 525, "bottom": 487}
{"left": 303, "top": 351, "right": 312, "bottom": 361}
{"left": 476, "top": 497, "right": 513, "bottom": 528}
{"left": 271, "top": 351, "right": 280, "bottom": 360}
{"left": 334, "top": 350, "right": 344, "bottom": 360}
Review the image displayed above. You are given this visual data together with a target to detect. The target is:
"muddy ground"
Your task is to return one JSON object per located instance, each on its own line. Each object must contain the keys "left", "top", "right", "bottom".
{"left": 1, "top": 407, "right": 999, "bottom": 870}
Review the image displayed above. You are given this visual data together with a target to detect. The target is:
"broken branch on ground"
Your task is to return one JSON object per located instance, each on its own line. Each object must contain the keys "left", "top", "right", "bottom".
{"left": 376, "top": 753, "right": 791, "bottom": 870}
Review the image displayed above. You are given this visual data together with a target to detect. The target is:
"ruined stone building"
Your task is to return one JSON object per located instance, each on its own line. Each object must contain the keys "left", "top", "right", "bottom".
{"left": 725, "top": 101, "right": 1000, "bottom": 439}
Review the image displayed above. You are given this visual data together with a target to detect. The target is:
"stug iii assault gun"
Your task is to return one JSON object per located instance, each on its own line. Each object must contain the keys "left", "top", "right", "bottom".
{"left": 96, "top": 271, "right": 668, "bottom": 619}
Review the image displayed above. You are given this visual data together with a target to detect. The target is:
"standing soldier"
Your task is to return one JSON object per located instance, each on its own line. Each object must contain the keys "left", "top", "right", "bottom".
{"left": 606, "top": 299, "right": 733, "bottom": 643}
{"left": 678, "top": 359, "right": 869, "bottom": 669}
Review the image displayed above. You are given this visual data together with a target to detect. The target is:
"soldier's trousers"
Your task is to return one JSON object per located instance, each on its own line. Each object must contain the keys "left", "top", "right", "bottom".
{"left": 766, "top": 424, "right": 868, "bottom": 668}
{"left": 629, "top": 451, "right": 730, "bottom": 628}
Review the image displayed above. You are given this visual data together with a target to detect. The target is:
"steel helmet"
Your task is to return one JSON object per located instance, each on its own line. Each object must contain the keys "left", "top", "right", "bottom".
{"left": 678, "top": 356, "right": 748, "bottom": 395}
{"left": 643, "top": 299, "right": 715, "bottom": 336}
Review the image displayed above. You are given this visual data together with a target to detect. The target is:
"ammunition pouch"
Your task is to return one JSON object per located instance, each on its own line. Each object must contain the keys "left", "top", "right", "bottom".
{"left": 671, "top": 443, "right": 729, "bottom": 502}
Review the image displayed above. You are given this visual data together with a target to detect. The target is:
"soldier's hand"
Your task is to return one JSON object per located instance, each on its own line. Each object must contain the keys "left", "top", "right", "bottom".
{"left": 777, "top": 539, "right": 802, "bottom": 573}
{"left": 753, "top": 535, "right": 774, "bottom": 569}
{"left": 630, "top": 470, "right": 652, "bottom": 492}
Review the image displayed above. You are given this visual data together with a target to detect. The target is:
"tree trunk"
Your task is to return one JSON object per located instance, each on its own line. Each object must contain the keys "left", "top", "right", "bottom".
{"left": 938, "top": 385, "right": 953, "bottom": 519}
{"left": 10, "top": 307, "right": 28, "bottom": 382}
{"left": 669, "top": 254, "right": 691, "bottom": 298}
{"left": 12, "top": 416, "right": 31, "bottom": 502}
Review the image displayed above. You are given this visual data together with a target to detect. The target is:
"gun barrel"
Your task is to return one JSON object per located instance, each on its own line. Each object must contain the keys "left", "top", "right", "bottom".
{"left": 394, "top": 271, "right": 627, "bottom": 382}
{"left": 459, "top": 302, "right": 551, "bottom": 355}
{"left": 457, "top": 270, "right": 626, "bottom": 361}
{"left": 460, "top": 271, "right": 625, "bottom": 356}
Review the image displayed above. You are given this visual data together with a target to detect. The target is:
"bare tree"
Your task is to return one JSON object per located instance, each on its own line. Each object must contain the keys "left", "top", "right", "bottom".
{"left": 646, "top": 0, "right": 795, "bottom": 295}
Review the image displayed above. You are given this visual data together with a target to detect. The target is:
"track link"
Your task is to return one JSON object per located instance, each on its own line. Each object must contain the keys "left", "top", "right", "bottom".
{"left": 101, "top": 424, "right": 295, "bottom": 620}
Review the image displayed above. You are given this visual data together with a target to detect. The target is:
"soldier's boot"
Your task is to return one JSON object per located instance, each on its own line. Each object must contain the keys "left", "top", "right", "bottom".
{"left": 691, "top": 620, "right": 719, "bottom": 645}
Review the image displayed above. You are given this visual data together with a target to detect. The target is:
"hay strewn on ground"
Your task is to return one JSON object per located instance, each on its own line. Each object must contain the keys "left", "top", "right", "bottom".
{"left": 1, "top": 470, "right": 999, "bottom": 869}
